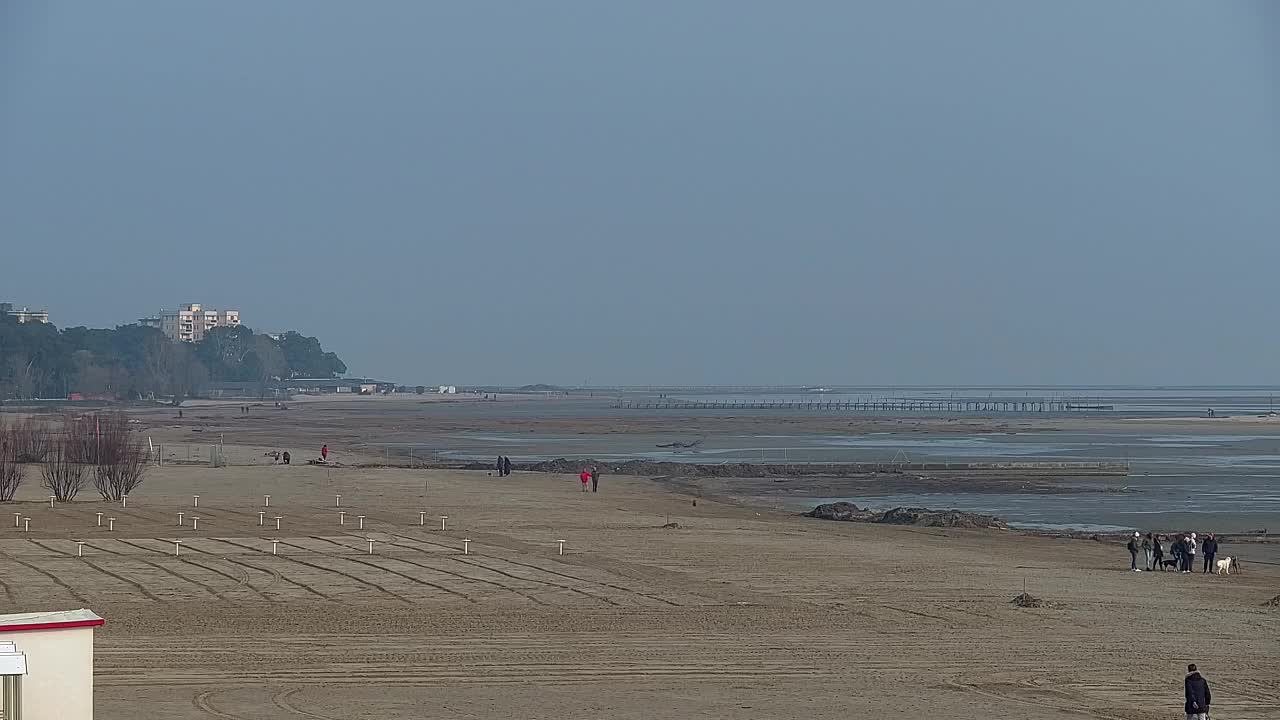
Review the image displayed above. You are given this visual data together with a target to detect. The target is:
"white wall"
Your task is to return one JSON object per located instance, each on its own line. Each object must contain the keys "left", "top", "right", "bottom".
{"left": 2, "top": 627, "right": 95, "bottom": 720}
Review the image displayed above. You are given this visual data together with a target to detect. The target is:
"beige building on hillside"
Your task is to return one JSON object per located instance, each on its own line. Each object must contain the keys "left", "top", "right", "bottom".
{"left": 139, "top": 303, "right": 241, "bottom": 342}
{"left": 0, "top": 302, "right": 50, "bottom": 324}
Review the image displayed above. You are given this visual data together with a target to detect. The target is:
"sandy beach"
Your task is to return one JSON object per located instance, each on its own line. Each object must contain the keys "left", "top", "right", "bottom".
{"left": 0, "top": 433, "right": 1276, "bottom": 719}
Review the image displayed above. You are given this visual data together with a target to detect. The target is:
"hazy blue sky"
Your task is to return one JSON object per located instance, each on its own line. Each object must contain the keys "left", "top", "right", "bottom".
{"left": 2, "top": 2, "right": 1276, "bottom": 385}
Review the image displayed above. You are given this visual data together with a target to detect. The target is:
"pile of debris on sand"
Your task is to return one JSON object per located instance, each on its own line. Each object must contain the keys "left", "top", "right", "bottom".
{"left": 804, "top": 501, "right": 1007, "bottom": 529}
{"left": 1010, "top": 593, "right": 1045, "bottom": 608}
{"left": 1263, "top": 595, "right": 1280, "bottom": 608}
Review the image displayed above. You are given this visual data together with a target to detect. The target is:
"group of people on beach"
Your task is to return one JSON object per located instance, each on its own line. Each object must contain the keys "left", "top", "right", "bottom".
{"left": 494, "top": 456, "right": 512, "bottom": 476}
{"left": 1127, "top": 531, "right": 1219, "bottom": 574}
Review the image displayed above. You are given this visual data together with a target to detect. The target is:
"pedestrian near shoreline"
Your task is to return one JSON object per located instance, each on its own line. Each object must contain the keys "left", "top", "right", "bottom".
{"left": 1184, "top": 664, "right": 1211, "bottom": 720}
{"left": 1141, "top": 532, "right": 1154, "bottom": 571}
{"left": 1152, "top": 534, "right": 1164, "bottom": 570}
{"left": 1185, "top": 533, "right": 1198, "bottom": 574}
{"left": 590, "top": 466, "right": 599, "bottom": 493}
{"left": 1127, "top": 532, "right": 1142, "bottom": 572}
{"left": 579, "top": 469, "right": 590, "bottom": 492}
{"left": 1201, "top": 533, "right": 1218, "bottom": 573}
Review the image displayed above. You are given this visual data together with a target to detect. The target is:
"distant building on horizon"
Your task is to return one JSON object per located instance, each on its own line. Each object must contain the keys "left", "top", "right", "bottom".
{"left": 139, "top": 303, "right": 240, "bottom": 342}
{"left": 0, "top": 302, "right": 50, "bottom": 324}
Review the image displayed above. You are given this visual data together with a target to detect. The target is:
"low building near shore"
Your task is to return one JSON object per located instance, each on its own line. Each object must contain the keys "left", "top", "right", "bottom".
{"left": 0, "top": 608, "right": 103, "bottom": 720}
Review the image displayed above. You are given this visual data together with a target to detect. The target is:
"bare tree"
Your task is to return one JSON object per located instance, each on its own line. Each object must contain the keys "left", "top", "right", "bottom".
{"left": 41, "top": 432, "right": 86, "bottom": 502}
{"left": 62, "top": 413, "right": 99, "bottom": 465}
{"left": 0, "top": 418, "right": 26, "bottom": 502}
{"left": 92, "top": 413, "right": 148, "bottom": 500}
{"left": 9, "top": 415, "right": 49, "bottom": 463}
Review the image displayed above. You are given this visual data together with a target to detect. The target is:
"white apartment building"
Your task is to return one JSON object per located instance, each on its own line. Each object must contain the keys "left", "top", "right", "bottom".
{"left": 139, "top": 303, "right": 241, "bottom": 342}
{"left": 0, "top": 302, "right": 50, "bottom": 324}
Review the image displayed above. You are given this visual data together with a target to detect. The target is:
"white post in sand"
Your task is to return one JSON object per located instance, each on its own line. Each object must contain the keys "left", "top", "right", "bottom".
{"left": 49, "top": 496, "right": 55, "bottom": 509}
{"left": 121, "top": 495, "right": 128, "bottom": 508}
{"left": 264, "top": 495, "right": 271, "bottom": 507}
{"left": 108, "top": 517, "right": 115, "bottom": 531}
{"left": 463, "top": 539, "right": 471, "bottom": 555}
{"left": 258, "top": 511, "right": 265, "bottom": 526}
{"left": 367, "top": 538, "right": 374, "bottom": 555}
{"left": 270, "top": 539, "right": 279, "bottom": 555}
{"left": 419, "top": 511, "right": 427, "bottom": 526}
{"left": 274, "top": 516, "right": 282, "bottom": 530}
{"left": 22, "top": 518, "right": 30, "bottom": 532}
{"left": 173, "top": 540, "right": 183, "bottom": 557}
{"left": 95, "top": 512, "right": 103, "bottom": 527}
{"left": 191, "top": 517, "right": 200, "bottom": 531}
{"left": 440, "top": 515, "right": 448, "bottom": 531}
{"left": 193, "top": 495, "right": 199, "bottom": 507}
{"left": 357, "top": 515, "right": 365, "bottom": 530}
{"left": 335, "top": 494, "right": 341, "bottom": 507}
{"left": 557, "top": 539, "right": 566, "bottom": 556}
{"left": 338, "top": 511, "right": 346, "bottom": 526}
{"left": 75, "top": 541, "right": 85, "bottom": 557}
{"left": 177, "top": 512, "right": 185, "bottom": 526}
{"left": 14, "top": 512, "right": 21, "bottom": 528}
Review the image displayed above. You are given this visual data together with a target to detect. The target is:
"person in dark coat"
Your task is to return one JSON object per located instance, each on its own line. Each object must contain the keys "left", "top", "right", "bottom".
{"left": 590, "top": 466, "right": 599, "bottom": 493}
{"left": 1184, "top": 664, "right": 1211, "bottom": 719}
{"left": 1201, "top": 533, "right": 1218, "bottom": 573}
{"left": 1170, "top": 536, "right": 1185, "bottom": 572}
{"left": 1152, "top": 534, "right": 1165, "bottom": 570}
{"left": 502, "top": 456, "right": 512, "bottom": 477}
{"left": 1126, "top": 532, "right": 1141, "bottom": 571}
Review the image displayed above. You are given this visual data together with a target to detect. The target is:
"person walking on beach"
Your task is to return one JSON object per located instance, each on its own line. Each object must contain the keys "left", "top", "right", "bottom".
{"left": 321, "top": 444, "right": 329, "bottom": 463}
{"left": 1141, "top": 532, "right": 1154, "bottom": 571}
{"left": 1185, "top": 533, "right": 1198, "bottom": 574}
{"left": 1184, "top": 664, "right": 1211, "bottom": 720}
{"left": 579, "top": 469, "right": 590, "bottom": 492}
{"left": 1201, "top": 533, "right": 1218, "bottom": 574}
{"left": 502, "top": 456, "right": 512, "bottom": 477}
{"left": 590, "top": 466, "right": 599, "bottom": 493}
{"left": 1127, "top": 532, "right": 1142, "bottom": 571}
{"left": 496, "top": 456, "right": 504, "bottom": 476}
{"left": 1152, "top": 534, "right": 1165, "bottom": 570}
{"left": 1171, "top": 535, "right": 1186, "bottom": 572}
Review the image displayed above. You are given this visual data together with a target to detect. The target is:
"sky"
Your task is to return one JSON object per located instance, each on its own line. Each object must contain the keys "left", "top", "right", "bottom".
{"left": 1, "top": 2, "right": 1277, "bottom": 386}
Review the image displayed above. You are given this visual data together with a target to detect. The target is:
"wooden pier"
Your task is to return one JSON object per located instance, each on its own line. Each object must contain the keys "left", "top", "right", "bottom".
{"left": 613, "top": 398, "right": 1113, "bottom": 413}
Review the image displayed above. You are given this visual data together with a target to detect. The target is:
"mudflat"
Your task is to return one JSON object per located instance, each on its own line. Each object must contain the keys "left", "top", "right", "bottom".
{"left": 1, "top": 454, "right": 1276, "bottom": 719}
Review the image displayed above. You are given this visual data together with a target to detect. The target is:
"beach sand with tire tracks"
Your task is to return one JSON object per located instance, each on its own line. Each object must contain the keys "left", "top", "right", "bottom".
{"left": 0, "top": 457, "right": 1275, "bottom": 719}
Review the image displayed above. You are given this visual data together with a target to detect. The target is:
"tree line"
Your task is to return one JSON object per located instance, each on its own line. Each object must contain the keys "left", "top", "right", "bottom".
{"left": 0, "top": 317, "right": 347, "bottom": 402}
{"left": 0, "top": 413, "right": 147, "bottom": 502}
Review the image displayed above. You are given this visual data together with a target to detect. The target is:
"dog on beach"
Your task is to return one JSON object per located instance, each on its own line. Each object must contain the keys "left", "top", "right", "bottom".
{"left": 1159, "top": 558, "right": 1179, "bottom": 571}
{"left": 1215, "top": 557, "right": 1236, "bottom": 575}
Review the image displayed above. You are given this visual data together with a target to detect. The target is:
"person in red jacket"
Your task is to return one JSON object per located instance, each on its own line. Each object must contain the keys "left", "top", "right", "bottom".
{"left": 579, "top": 469, "right": 590, "bottom": 492}
{"left": 321, "top": 444, "right": 329, "bottom": 463}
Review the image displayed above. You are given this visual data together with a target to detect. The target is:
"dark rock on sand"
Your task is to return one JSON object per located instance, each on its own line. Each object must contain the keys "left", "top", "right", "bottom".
{"left": 804, "top": 501, "right": 1007, "bottom": 529}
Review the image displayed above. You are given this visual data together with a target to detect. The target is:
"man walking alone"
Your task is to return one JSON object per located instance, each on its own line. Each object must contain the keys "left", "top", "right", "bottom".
{"left": 590, "top": 466, "right": 600, "bottom": 493}
{"left": 1184, "top": 663, "right": 1211, "bottom": 720}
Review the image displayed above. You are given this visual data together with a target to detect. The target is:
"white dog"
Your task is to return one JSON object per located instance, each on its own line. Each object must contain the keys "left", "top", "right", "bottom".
{"left": 1215, "top": 557, "right": 1234, "bottom": 575}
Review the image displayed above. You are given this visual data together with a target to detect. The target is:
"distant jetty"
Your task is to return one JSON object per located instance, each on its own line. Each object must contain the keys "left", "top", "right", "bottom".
{"left": 614, "top": 397, "right": 1113, "bottom": 413}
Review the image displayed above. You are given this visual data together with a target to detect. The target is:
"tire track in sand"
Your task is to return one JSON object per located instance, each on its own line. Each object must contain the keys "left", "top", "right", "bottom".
{"left": 193, "top": 538, "right": 333, "bottom": 600}
{"left": 191, "top": 689, "right": 249, "bottom": 720}
{"left": 217, "top": 538, "right": 411, "bottom": 604}
{"left": 271, "top": 687, "right": 339, "bottom": 719}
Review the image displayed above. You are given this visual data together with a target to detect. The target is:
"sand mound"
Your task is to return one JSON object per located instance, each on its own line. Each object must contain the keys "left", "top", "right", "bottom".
{"left": 661, "top": 522, "right": 682, "bottom": 529}
{"left": 804, "top": 501, "right": 1007, "bottom": 529}
{"left": 1263, "top": 595, "right": 1280, "bottom": 608}
{"left": 1011, "top": 593, "right": 1045, "bottom": 608}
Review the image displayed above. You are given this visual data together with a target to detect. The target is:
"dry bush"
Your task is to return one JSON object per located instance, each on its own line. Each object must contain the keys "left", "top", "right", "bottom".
{"left": 41, "top": 433, "right": 86, "bottom": 502}
{"left": 9, "top": 415, "right": 50, "bottom": 463}
{"left": 0, "top": 418, "right": 26, "bottom": 501}
{"left": 63, "top": 413, "right": 100, "bottom": 465}
{"left": 92, "top": 413, "right": 148, "bottom": 500}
